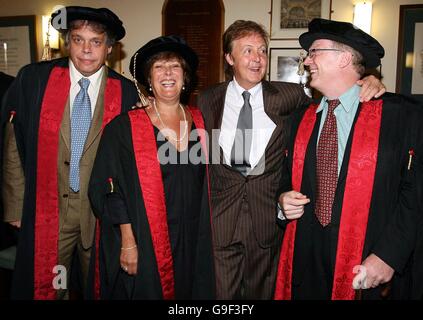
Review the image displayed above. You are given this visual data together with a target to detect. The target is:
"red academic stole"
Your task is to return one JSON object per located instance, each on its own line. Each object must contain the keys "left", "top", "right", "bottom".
{"left": 274, "top": 100, "right": 382, "bottom": 300}
{"left": 128, "top": 106, "right": 208, "bottom": 300}
{"left": 34, "top": 66, "right": 122, "bottom": 299}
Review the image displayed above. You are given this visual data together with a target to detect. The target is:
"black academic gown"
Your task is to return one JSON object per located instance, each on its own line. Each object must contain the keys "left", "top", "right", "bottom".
{"left": 279, "top": 93, "right": 423, "bottom": 300}
{"left": 0, "top": 71, "right": 14, "bottom": 104}
{"left": 0, "top": 71, "right": 16, "bottom": 249}
{"left": 87, "top": 110, "right": 215, "bottom": 300}
{"left": 0, "top": 58, "right": 138, "bottom": 299}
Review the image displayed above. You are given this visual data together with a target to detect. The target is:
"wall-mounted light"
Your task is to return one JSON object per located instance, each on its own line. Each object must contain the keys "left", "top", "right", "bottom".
{"left": 42, "top": 15, "right": 59, "bottom": 49}
{"left": 353, "top": 2, "right": 372, "bottom": 34}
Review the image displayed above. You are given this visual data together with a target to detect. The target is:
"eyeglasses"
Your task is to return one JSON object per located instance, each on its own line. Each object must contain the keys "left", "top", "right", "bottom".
{"left": 306, "top": 48, "right": 344, "bottom": 59}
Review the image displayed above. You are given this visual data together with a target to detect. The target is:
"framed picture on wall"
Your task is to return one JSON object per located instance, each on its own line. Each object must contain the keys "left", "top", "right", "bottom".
{"left": 396, "top": 4, "right": 423, "bottom": 103}
{"left": 270, "top": 0, "right": 332, "bottom": 40}
{"left": 0, "top": 15, "right": 36, "bottom": 76}
{"left": 268, "top": 47, "right": 312, "bottom": 97}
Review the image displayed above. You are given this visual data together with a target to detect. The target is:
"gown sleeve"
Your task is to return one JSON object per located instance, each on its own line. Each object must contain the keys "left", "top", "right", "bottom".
{"left": 372, "top": 99, "right": 423, "bottom": 274}
{"left": 88, "top": 114, "right": 141, "bottom": 299}
{"left": 191, "top": 170, "right": 216, "bottom": 299}
{"left": 1, "top": 69, "right": 27, "bottom": 221}
{"left": 89, "top": 116, "right": 130, "bottom": 225}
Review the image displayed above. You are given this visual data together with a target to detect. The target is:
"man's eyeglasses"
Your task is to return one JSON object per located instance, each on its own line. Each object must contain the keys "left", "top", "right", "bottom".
{"left": 306, "top": 48, "right": 344, "bottom": 59}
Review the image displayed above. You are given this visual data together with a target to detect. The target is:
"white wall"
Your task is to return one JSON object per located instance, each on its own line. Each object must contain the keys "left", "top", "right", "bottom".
{"left": 0, "top": 0, "right": 165, "bottom": 77}
{"left": 0, "top": 0, "right": 422, "bottom": 90}
{"left": 331, "top": 0, "right": 423, "bottom": 92}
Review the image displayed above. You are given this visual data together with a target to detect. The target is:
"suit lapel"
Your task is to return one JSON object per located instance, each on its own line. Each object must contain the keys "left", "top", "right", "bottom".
{"left": 60, "top": 99, "right": 71, "bottom": 151}
{"left": 209, "top": 83, "right": 229, "bottom": 167}
{"left": 218, "top": 81, "right": 286, "bottom": 174}
{"left": 213, "top": 83, "right": 228, "bottom": 131}
{"left": 248, "top": 82, "right": 279, "bottom": 176}
{"left": 82, "top": 68, "right": 107, "bottom": 155}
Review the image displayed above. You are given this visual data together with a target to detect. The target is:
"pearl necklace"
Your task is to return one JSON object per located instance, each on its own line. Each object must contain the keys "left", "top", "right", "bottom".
{"left": 152, "top": 99, "right": 188, "bottom": 143}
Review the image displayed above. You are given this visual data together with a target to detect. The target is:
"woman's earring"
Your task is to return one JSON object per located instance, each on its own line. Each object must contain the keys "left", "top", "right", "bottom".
{"left": 148, "top": 84, "right": 152, "bottom": 92}
{"left": 182, "top": 85, "right": 186, "bottom": 91}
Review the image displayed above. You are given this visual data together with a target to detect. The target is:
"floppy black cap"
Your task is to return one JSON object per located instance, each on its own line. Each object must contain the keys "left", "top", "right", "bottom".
{"left": 129, "top": 35, "right": 199, "bottom": 86}
{"left": 50, "top": 6, "right": 126, "bottom": 41}
{"left": 299, "top": 18, "right": 384, "bottom": 68}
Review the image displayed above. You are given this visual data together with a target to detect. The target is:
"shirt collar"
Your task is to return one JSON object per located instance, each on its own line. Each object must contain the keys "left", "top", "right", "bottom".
{"left": 233, "top": 77, "right": 262, "bottom": 99}
{"left": 69, "top": 59, "right": 104, "bottom": 91}
{"left": 316, "top": 84, "right": 360, "bottom": 113}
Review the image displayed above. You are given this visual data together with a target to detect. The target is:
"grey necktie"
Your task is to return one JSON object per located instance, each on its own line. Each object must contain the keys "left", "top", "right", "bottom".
{"left": 231, "top": 91, "right": 252, "bottom": 176}
{"left": 69, "top": 78, "right": 92, "bottom": 192}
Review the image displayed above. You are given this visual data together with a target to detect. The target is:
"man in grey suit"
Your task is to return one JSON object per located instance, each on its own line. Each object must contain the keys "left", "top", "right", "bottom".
{"left": 198, "top": 20, "right": 385, "bottom": 299}
{"left": 1, "top": 6, "right": 138, "bottom": 299}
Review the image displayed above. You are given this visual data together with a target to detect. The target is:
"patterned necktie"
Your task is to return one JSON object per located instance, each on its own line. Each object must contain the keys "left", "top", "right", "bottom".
{"left": 231, "top": 91, "right": 252, "bottom": 176}
{"left": 315, "top": 99, "right": 340, "bottom": 226}
{"left": 69, "top": 78, "right": 92, "bottom": 192}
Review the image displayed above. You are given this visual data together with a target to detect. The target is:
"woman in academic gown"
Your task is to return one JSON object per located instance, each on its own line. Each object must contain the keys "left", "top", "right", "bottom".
{"left": 88, "top": 35, "right": 215, "bottom": 299}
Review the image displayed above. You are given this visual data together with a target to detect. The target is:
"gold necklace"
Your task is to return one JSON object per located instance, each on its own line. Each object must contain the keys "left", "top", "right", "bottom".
{"left": 152, "top": 99, "right": 188, "bottom": 143}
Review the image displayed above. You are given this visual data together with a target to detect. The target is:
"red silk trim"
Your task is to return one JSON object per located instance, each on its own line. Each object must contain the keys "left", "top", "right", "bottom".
{"left": 188, "top": 107, "right": 208, "bottom": 164}
{"left": 274, "top": 104, "right": 318, "bottom": 300}
{"left": 33, "top": 68, "right": 121, "bottom": 299}
{"left": 94, "top": 77, "right": 122, "bottom": 300}
{"left": 188, "top": 107, "right": 214, "bottom": 247}
{"left": 188, "top": 106, "right": 211, "bottom": 212}
{"left": 331, "top": 100, "right": 382, "bottom": 300}
{"left": 274, "top": 101, "right": 382, "bottom": 300}
{"left": 127, "top": 107, "right": 208, "bottom": 299}
{"left": 129, "top": 110, "right": 175, "bottom": 299}
{"left": 34, "top": 66, "right": 70, "bottom": 300}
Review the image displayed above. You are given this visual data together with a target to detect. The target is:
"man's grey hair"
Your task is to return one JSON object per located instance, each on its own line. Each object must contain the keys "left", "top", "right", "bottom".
{"left": 331, "top": 41, "right": 365, "bottom": 77}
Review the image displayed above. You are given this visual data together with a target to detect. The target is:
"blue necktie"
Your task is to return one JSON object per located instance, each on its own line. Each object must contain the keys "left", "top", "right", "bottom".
{"left": 69, "top": 78, "right": 91, "bottom": 192}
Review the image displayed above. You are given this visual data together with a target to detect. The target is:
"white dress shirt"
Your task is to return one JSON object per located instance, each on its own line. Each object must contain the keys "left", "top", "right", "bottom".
{"left": 69, "top": 60, "right": 104, "bottom": 117}
{"left": 219, "top": 77, "right": 276, "bottom": 169}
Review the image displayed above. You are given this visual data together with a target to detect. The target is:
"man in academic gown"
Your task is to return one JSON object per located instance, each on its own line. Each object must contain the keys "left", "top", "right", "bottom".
{"left": 198, "top": 20, "right": 385, "bottom": 300}
{"left": 274, "top": 18, "right": 423, "bottom": 300}
{"left": 0, "top": 6, "right": 138, "bottom": 299}
{"left": 0, "top": 71, "right": 16, "bottom": 250}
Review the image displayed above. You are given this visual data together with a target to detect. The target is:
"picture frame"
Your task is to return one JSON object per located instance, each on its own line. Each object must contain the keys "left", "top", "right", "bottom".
{"left": 270, "top": 0, "right": 332, "bottom": 40}
{"left": 395, "top": 4, "right": 423, "bottom": 103}
{"left": 0, "top": 15, "right": 36, "bottom": 76}
{"left": 268, "top": 47, "right": 312, "bottom": 97}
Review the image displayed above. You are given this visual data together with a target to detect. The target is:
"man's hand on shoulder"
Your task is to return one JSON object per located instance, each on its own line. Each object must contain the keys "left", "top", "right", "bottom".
{"left": 356, "top": 75, "right": 386, "bottom": 102}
